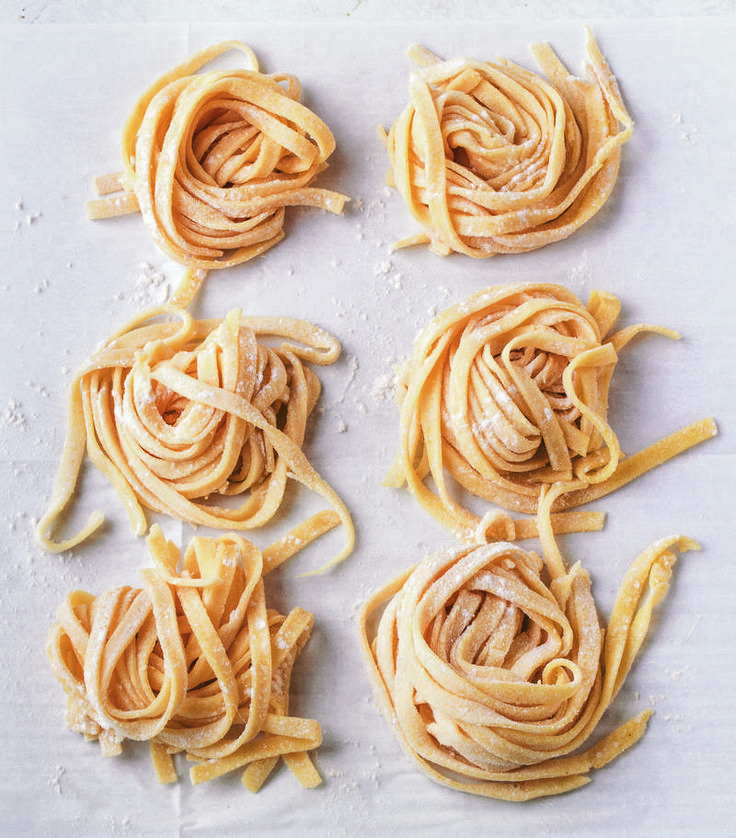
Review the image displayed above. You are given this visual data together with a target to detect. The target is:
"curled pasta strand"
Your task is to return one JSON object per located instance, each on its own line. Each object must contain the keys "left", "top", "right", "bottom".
{"left": 48, "top": 525, "right": 324, "bottom": 790}
{"left": 35, "top": 305, "right": 354, "bottom": 574}
{"left": 358, "top": 517, "right": 699, "bottom": 800}
{"left": 86, "top": 41, "right": 348, "bottom": 306}
{"left": 384, "top": 282, "right": 717, "bottom": 541}
{"left": 382, "top": 29, "right": 632, "bottom": 257}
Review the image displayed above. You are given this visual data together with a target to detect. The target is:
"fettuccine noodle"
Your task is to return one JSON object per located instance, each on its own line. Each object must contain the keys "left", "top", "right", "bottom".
{"left": 384, "top": 282, "right": 717, "bottom": 541}
{"left": 359, "top": 497, "right": 698, "bottom": 800}
{"left": 86, "top": 41, "right": 348, "bottom": 306}
{"left": 382, "top": 29, "right": 632, "bottom": 256}
{"left": 35, "top": 305, "right": 354, "bottom": 574}
{"left": 48, "top": 524, "right": 324, "bottom": 790}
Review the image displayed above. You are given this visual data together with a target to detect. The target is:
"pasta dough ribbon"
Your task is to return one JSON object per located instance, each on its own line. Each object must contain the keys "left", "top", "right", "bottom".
{"left": 382, "top": 29, "right": 632, "bottom": 256}
{"left": 35, "top": 305, "right": 354, "bottom": 574}
{"left": 87, "top": 41, "right": 348, "bottom": 306}
{"left": 384, "top": 282, "right": 717, "bottom": 541}
{"left": 48, "top": 525, "right": 324, "bottom": 790}
{"left": 358, "top": 527, "right": 698, "bottom": 800}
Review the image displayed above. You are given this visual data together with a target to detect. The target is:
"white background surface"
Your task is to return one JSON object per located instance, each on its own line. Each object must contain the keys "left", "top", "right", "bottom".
{"left": 1, "top": 3, "right": 734, "bottom": 836}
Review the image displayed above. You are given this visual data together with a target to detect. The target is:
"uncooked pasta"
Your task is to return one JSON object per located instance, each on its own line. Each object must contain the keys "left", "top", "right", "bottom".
{"left": 359, "top": 497, "right": 698, "bottom": 800}
{"left": 384, "top": 282, "right": 717, "bottom": 541}
{"left": 48, "top": 525, "right": 324, "bottom": 790}
{"left": 86, "top": 41, "right": 348, "bottom": 306}
{"left": 382, "top": 29, "right": 632, "bottom": 256}
{"left": 35, "top": 305, "right": 354, "bottom": 574}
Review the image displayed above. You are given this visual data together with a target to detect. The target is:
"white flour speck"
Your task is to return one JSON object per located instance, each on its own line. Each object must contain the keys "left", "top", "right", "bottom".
{"left": 126, "top": 262, "right": 171, "bottom": 308}
{"left": 0, "top": 399, "right": 27, "bottom": 431}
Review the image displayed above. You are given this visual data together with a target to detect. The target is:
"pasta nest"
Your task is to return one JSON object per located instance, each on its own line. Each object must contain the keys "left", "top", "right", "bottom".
{"left": 359, "top": 531, "right": 698, "bottom": 800}
{"left": 383, "top": 30, "right": 633, "bottom": 256}
{"left": 48, "top": 526, "right": 324, "bottom": 790}
{"left": 35, "top": 305, "right": 354, "bottom": 572}
{"left": 385, "top": 282, "right": 694, "bottom": 539}
{"left": 88, "top": 41, "right": 347, "bottom": 273}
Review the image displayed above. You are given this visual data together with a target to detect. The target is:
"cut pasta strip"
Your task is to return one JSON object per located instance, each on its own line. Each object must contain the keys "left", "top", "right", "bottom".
{"left": 87, "top": 41, "right": 348, "bottom": 306}
{"left": 48, "top": 525, "right": 324, "bottom": 791}
{"left": 35, "top": 305, "right": 354, "bottom": 574}
{"left": 382, "top": 29, "right": 632, "bottom": 256}
{"left": 384, "top": 282, "right": 717, "bottom": 541}
{"left": 358, "top": 516, "right": 698, "bottom": 800}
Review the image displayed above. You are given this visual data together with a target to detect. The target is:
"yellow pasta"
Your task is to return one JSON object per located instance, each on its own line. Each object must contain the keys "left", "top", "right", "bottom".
{"left": 87, "top": 41, "right": 348, "bottom": 306}
{"left": 35, "top": 305, "right": 354, "bottom": 574}
{"left": 382, "top": 29, "right": 632, "bottom": 256}
{"left": 48, "top": 525, "right": 324, "bottom": 790}
{"left": 359, "top": 497, "right": 698, "bottom": 800}
{"left": 384, "top": 282, "right": 717, "bottom": 541}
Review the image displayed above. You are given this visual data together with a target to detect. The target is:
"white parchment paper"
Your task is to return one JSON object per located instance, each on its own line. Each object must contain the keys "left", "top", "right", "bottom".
{"left": 0, "top": 14, "right": 733, "bottom": 837}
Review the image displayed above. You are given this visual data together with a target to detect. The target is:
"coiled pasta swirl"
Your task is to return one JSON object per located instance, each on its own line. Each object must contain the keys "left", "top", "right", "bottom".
{"left": 35, "top": 305, "right": 354, "bottom": 573}
{"left": 87, "top": 41, "right": 348, "bottom": 305}
{"left": 48, "top": 526, "right": 324, "bottom": 790}
{"left": 383, "top": 29, "right": 632, "bottom": 256}
{"left": 385, "top": 282, "right": 716, "bottom": 541}
{"left": 359, "top": 511, "right": 698, "bottom": 800}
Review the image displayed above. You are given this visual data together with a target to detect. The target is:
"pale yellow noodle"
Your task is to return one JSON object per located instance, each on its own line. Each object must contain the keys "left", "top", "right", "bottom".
{"left": 382, "top": 29, "right": 632, "bottom": 257}
{"left": 86, "top": 41, "right": 348, "bottom": 306}
{"left": 35, "top": 305, "right": 354, "bottom": 574}
{"left": 384, "top": 282, "right": 717, "bottom": 541}
{"left": 358, "top": 508, "right": 699, "bottom": 800}
{"left": 48, "top": 525, "right": 324, "bottom": 790}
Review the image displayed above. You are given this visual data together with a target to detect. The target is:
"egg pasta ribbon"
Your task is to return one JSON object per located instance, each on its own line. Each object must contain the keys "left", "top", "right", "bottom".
{"left": 359, "top": 505, "right": 698, "bottom": 800}
{"left": 382, "top": 29, "right": 632, "bottom": 257}
{"left": 384, "top": 282, "right": 717, "bottom": 541}
{"left": 35, "top": 305, "right": 354, "bottom": 574}
{"left": 87, "top": 41, "right": 348, "bottom": 306}
{"left": 48, "top": 525, "right": 324, "bottom": 790}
